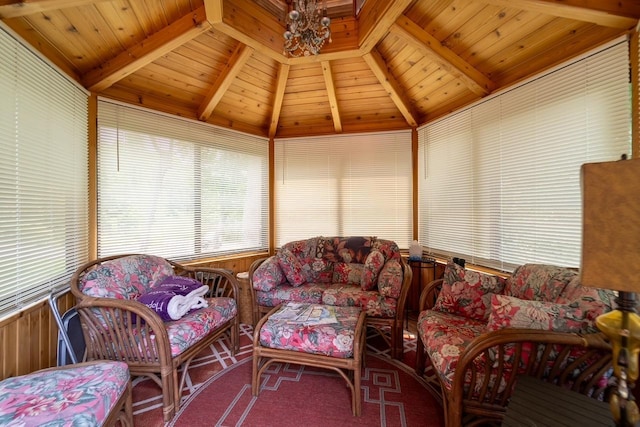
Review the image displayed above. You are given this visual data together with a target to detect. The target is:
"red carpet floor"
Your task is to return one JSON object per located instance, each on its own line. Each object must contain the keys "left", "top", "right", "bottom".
{"left": 132, "top": 323, "right": 444, "bottom": 426}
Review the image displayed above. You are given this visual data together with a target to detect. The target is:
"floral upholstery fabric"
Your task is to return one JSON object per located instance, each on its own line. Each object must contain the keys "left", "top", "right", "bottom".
{"left": 277, "top": 249, "right": 306, "bottom": 286}
{"left": 300, "top": 257, "right": 334, "bottom": 283}
{"left": 0, "top": 361, "right": 129, "bottom": 426}
{"left": 80, "top": 254, "right": 174, "bottom": 299}
{"left": 361, "top": 250, "right": 385, "bottom": 291}
{"left": 377, "top": 258, "right": 403, "bottom": 298}
{"left": 555, "top": 277, "right": 615, "bottom": 333}
{"left": 319, "top": 236, "right": 374, "bottom": 263}
{"left": 333, "top": 262, "right": 363, "bottom": 285}
{"left": 322, "top": 284, "right": 397, "bottom": 318}
{"left": 417, "top": 309, "right": 487, "bottom": 391}
{"left": 434, "top": 262, "right": 506, "bottom": 321}
{"left": 165, "top": 297, "right": 237, "bottom": 356}
{"left": 504, "top": 264, "right": 577, "bottom": 302}
{"left": 486, "top": 294, "right": 586, "bottom": 333}
{"left": 259, "top": 306, "right": 361, "bottom": 358}
{"left": 253, "top": 256, "right": 286, "bottom": 292}
{"left": 255, "top": 283, "right": 326, "bottom": 307}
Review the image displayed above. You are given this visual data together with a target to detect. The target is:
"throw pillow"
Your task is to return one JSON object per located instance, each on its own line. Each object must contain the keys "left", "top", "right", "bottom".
{"left": 361, "top": 250, "right": 385, "bottom": 291}
{"left": 433, "top": 262, "right": 506, "bottom": 321}
{"left": 486, "top": 294, "right": 586, "bottom": 333}
{"left": 277, "top": 248, "right": 306, "bottom": 286}
{"left": 332, "top": 262, "right": 363, "bottom": 285}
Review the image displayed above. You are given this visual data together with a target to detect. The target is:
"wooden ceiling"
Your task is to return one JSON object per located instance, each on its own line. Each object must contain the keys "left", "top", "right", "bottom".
{"left": 1, "top": 0, "right": 639, "bottom": 138}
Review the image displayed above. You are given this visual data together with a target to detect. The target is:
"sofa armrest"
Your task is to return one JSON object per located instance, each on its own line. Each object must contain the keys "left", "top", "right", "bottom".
{"left": 448, "top": 328, "right": 612, "bottom": 425}
{"left": 419, "top": 278, "right": 443, "bottom": 311}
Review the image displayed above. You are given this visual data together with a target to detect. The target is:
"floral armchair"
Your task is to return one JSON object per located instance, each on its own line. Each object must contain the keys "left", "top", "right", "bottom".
{"left": 416, "top": 262, "right": 615, "bottom": 426}
{"left": 70, "top": 254, "right": 239, "bottom": 422}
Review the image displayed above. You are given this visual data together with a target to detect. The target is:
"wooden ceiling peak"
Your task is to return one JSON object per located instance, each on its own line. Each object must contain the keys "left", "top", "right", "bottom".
{"left": 1, "top": 0, "right": 638, "bottom": 138}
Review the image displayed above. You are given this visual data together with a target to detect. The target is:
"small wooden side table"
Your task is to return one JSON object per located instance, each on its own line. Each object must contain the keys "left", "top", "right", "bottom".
{"left": 502, "top": 375, "right": 614, "bottom": 426}
{"left": 235, "top": 271, "right": 254, "bottom": 326}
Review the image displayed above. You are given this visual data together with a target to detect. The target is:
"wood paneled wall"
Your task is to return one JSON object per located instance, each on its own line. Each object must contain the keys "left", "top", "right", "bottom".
{"left": 0, "top": 253, "right": 267, "bottom": 381}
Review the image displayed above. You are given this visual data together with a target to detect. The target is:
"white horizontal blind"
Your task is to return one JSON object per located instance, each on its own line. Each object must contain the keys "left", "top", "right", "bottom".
{"left": 97, "top": 101, "right": 269, "bottom": 260}
{"left": 418, "top": 40, "right": 632, "bottom": 271}
{"left": 0, "top": 27, "right": 89, "bottom": 317}
{"left": 275, "top": 131, "right": 413, "bottom": 248}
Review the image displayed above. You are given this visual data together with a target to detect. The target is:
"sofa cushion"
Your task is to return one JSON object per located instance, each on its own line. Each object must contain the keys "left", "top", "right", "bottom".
{"left": 255, "top": 283, "right": 326, "bottom": 308}
{"left": 333, "top": 262, "right": 363, "bottom": 285}
{"left": 434, "top": 262, "right": 506, "bottom": 321}
{"left": 417, "top": 309, "right": 487, "bottom": 391}
{"left": 504, "top": 264, "right": 576, "bottom": 302}
{"left": 80, "top": 254, "right": 174, "bottom": 299}
{"left": 486, "top": 294, "right": 587, "bottom": 333}
{"left": 555, "top": 276, "right": 615, "bottom": 333}
{"left": 361, "top": 250, "right": 385, "bottom": 291}
{"left": 253, "top": 256, "right": 286, "bottom": 292}
{"left": 278, "top": 248, "right": 307, "bottom": 286}
{"left": 300, "top": 257, "right": 334, "bottom": 283}
{"left": 322, "top": 283, "right": 397, "bottom": 318}
{"left": 321, "top": 236, "right": 374, "bottom": 263}
{"left": 378, "top": 258, "right": 404, "bottom": 299}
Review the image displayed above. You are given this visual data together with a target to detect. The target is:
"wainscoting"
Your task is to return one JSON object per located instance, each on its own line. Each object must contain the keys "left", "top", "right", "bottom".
{"left": 0, "top": 253, "right": 267, "bottom": 381}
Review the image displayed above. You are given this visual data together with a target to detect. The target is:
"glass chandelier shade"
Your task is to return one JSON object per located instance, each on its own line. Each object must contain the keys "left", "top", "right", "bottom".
{"left": 283, "top": 0, "right": 331, "bottom": 57}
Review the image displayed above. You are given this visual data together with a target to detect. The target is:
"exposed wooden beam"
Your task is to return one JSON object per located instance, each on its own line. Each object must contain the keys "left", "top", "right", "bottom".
{"left": 82, "top": 6, "right": 210, "bottom": 92}
{"left": 0, "top": 0, "right": 109, "bottom": 19}
{"left": 321, "top": 60, "right": 342, "bottom": 133}
{"left": 363, "top": 49, "right": 418, "bottom": 127}
{"left": 198, "top": 43, "right": 254, "bottom": 121}
{"left": 269, "top": 63, "right": 290, "bottom": 138}
{"left": 391, "top": 16, "right": 495, "bottom": 96}
{"left": 483, "top": 0, "right": 639, "bottom": 30}
{"left": 358, "top": 0, "right": 414, "bottom": 53}
{"left": 205, "top": 0, "right": 286, "bottom": 63}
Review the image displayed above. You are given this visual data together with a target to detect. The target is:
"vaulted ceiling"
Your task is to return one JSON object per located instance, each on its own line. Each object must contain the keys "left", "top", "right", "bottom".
{"left": 1, "top": 0, "right": 639, "bottom": 138}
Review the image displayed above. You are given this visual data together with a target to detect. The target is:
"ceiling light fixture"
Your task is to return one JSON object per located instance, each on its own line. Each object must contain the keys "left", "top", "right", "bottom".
{"left": 283, "top": 0, "right": 331, "bottom": 57}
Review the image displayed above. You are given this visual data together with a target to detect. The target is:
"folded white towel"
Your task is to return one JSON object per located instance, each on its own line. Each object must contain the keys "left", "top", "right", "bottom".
{"left": 166, "top": 285, "right": 209, "bottom": 320}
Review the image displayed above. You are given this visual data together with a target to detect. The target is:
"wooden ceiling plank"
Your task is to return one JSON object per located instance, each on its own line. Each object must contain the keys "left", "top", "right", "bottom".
{"left": 363, "top": 49, "right": 418, "bottom": 127}
{"left": 82, "top": 5, "right": 210, "bottom": 92}
{"left": 483, "top": 0, "right": 639, "bottom": 29}
{"left": 0, "top": 0, "right": 109, "bottom": 19}
{"left": 321, "top": 61, "right": 343, "bottom": 133}
{"left": 198, "top": 43, "right": 254, "bottom": 121}
{"left": 269, "top": 63, "right": 289, "bottom": 137}
{"left": 391, "top": 16, "right": 495, "bottom": 96}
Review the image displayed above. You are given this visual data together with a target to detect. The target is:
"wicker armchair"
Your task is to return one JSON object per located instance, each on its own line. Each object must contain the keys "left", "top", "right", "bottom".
{"left": 416, "top": 272, "right": 614, "bottom": 427}
{"left": 70, "top": 254, "right": 239, "bottom": 423}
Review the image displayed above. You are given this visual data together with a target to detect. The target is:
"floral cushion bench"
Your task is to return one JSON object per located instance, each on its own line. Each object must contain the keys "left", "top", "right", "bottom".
{"left": 252, "top": 304, "right": 366, "bottom": 416}
{"left": 0, "top": 361, "right": 132, "bottom": 426}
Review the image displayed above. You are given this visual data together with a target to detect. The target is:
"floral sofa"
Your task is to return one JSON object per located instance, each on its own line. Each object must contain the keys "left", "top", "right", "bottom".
{"left": 0, "top": 361, "right": 132, "bottom": 426}
{"left": 70, "top": 254, "right": 239, "bottom": 422}
{"left": 249, "top": 236, "right": 412, "bottom": 359}
{"left": 416, "top": 262, "right": 616, "bottom": 426}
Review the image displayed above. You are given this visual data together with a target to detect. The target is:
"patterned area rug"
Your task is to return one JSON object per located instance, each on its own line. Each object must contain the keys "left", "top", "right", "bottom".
{"left": 132, "top": 323, "right": 443, "bottom": 427}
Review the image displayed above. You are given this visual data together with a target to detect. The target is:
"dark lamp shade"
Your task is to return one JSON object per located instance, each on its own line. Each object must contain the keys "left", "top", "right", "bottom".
{"left": 580, "top": 158, "right": 640, "bottom": 292}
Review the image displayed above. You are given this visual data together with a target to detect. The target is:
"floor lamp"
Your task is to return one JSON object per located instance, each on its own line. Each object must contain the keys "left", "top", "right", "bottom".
{"left": 581, "top": 157, "right": 640, "bottom": 426}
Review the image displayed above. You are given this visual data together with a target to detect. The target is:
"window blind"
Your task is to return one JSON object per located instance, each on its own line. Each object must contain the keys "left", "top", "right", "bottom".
{"left": 0, "top": 26, "right": 89, "bottom": 318}
{"left": 418, "top": 39, "right": 632, "bottom": 271}
{"left": 97, "top": 101, "right": 269, "bottom": 260}
{"left": 274, "top": 131, "right": 413, "bottom": 247}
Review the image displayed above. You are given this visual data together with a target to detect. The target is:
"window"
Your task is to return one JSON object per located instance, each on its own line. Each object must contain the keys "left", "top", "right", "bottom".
{"left": 0, "top": 26, "right": 89, "bottom": 318}
{"left": 418, "top": 39, "right": 632, "bottom": 272}
{"left": 97, "top": 101, "right": 269, "bottom": 260}
{"left": 275, "top": 131, "right": 412, "bottom": 247}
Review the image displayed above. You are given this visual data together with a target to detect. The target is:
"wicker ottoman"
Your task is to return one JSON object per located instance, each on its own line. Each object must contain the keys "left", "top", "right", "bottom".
{"left": 252, "top": 304, "right": 366, "bottom": 416}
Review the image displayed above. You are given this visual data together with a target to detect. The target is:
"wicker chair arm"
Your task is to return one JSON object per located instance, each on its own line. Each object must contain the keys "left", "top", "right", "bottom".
{"left": 170, "top": 263, "right": 239, "bottom": 300}
{"left": 448, "top": 328, "right": 612, "bottom": 425}
{"left": 75, "top": 296, "right": 173, "bottom": 366}
{"left": 418, "top": 278, "right": 443, "bottom": 311}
